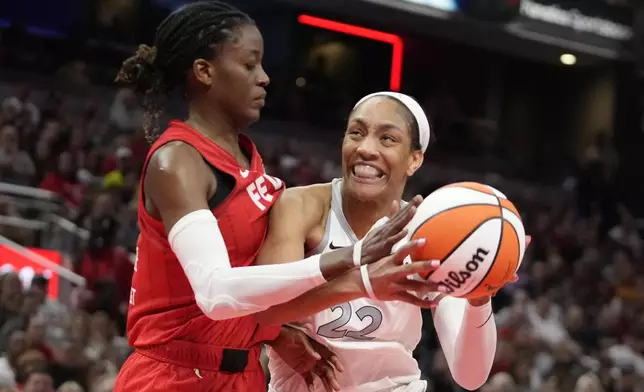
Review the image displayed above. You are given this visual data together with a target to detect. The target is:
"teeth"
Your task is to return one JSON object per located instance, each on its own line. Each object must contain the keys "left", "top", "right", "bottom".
{"left": 353, "top": 164, "right": 382, "bottom": 178}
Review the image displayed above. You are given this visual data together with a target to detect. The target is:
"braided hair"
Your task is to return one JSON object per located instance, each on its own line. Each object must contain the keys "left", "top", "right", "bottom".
{"left": 115, "top": 1, "right": 253, "bottom": 143}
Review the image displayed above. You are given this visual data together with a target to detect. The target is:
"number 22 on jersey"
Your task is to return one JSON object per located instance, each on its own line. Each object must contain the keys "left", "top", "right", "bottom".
{"left": 317, "top": 302, "right": 383, "bottom": 340}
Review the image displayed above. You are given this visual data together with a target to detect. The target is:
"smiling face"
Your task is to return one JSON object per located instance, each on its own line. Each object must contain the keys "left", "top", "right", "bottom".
{"left": 341, "top": 96, "right": 424, "bottom": 202}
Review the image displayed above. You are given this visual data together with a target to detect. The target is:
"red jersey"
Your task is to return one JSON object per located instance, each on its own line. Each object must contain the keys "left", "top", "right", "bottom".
{"left": 127, "top": 121, "right": 284, "bottom": 350}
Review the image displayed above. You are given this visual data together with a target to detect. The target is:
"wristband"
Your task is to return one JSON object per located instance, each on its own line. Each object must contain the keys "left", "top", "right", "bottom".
{"left": 360, "top": 265, "right": 377, "bottom": 300}
{"left": 353, "top": 239, "right": 363, "bottom": 267}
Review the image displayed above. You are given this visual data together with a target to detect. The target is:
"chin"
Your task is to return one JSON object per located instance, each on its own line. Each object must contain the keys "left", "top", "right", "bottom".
{"left": 345, "top": 176, "right": 388, "bottom": 201}
{"left": 239, "top": 110, "right": 261, "bottom": 128}
{"left": 248, "top": 108, "right": 262, "bottom": 121}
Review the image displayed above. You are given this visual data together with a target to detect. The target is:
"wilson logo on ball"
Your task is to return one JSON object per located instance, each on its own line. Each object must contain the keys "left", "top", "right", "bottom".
{"left": 438, "top": 247, "right": 490, "bottom": 294}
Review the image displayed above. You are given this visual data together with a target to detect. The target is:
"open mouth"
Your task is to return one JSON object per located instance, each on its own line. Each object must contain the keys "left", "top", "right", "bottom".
{"left": 351, "top": 163, "right": 384, "bottom": 183}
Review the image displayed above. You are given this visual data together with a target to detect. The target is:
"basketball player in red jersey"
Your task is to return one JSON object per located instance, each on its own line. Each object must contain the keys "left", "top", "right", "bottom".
{"left": 112, "top": 2, "right": 440, "bottom": 391}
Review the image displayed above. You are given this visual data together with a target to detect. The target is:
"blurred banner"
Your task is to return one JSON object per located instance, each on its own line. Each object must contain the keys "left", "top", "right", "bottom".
{"left": 390, "top": 0, "right": 459, "bottom": 12}
{"left": 515, "top": 0, "right": 632, "bottom": 41}
{"left": 0, "top": 245, "right": 62, "bottom": 298}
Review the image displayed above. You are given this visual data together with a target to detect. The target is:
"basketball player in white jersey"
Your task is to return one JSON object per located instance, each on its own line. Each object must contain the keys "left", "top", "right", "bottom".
{"left": 257, "top": 92, "right": 501, "bottom": 392}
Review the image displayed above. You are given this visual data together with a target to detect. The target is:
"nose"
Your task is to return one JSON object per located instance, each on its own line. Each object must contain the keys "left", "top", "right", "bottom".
{"left": 257, "top": 65, "right": 270, "bottom": 87}
{"left": 355, "top": 136, "right": 379, "bottom": 159}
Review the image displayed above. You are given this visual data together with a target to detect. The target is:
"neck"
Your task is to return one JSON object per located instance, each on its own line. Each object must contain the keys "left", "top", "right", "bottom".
{"left": 186, "top": 102, "right": 241, "bottom": 157}
{"left": 342, "top": 186, "right": 403, "bottom": 239}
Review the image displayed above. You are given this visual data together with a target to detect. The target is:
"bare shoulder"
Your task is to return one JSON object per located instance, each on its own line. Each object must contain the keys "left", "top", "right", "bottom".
{"left": 143, "top": 141, "right": 212, "bottom": 229}
{"left": 146, "top": 141, "right": 205, "bottom": 175}
{"left": 273, "top": 182, "right": 331, "bottom": 219}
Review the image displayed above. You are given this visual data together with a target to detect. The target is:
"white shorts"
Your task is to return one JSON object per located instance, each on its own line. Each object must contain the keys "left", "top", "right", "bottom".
{"left": 268, "top": 379, "right": 427, "bottom": 392}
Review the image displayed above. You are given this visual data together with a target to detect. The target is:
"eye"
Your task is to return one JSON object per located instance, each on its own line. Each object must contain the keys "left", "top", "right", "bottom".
{"left": 245, "top": 63, "right": 257, "bottom": 71}
{"left": 346, "top": 127, "right": 363, "bottom": 137}
{"left": 381, "top": 134, "right": 398, "bottom": 145}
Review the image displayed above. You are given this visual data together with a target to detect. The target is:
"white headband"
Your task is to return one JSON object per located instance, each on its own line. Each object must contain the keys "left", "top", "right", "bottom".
{"left": 353, "top": 92, "right": 431, "bottom": 153}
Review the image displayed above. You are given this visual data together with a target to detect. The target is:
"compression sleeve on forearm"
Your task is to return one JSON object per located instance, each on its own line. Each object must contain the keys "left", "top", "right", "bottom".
{"left": 168, "top": 210, "right": 326, "bottom": 321}
{"left": 432, "top": 295, "right": 497, "bottom": 391}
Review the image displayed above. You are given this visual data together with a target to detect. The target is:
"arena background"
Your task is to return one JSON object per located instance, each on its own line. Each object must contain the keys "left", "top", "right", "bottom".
{"left": 0, "top": 0, "right": 643, "bottom": 391}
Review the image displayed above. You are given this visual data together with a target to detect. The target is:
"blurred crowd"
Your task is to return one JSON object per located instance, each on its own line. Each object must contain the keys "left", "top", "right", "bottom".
{"left": 0, "top": 69, "right": 643, "bottom": 392}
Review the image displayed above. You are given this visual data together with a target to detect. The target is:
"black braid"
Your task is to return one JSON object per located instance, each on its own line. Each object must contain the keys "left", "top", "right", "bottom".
{"left": 115, "top": 1, "right": 253, "bottom": 143}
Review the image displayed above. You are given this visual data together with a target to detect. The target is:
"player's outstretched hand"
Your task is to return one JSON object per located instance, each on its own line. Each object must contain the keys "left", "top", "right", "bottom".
{"left": 269, "top": 326, "right": 344, "bottom": 392}
{"left": 358, "top": 195, "right": 423, "bottom": 266}
{"left": 358, "top": 239, "right": 447, "bottom": 308}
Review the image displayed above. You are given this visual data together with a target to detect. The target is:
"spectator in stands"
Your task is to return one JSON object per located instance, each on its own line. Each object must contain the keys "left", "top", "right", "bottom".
{"left": 83, "top": 311, "right": 128, "bottom": 367}
{"left": 109, "top": 89, "right": 143, "bottom": 133}
{"left": 0, "top": 331, "right": 26, "bottom": 388}
{"left": 39, "top": 152, "right": 86, "bottom": 209}
{"left": 0, "top": 124, "right": 36, "bottom": 185}
{"left": 1, "top": 85, "right": 40, "bottom": 127}
{"left": 56, "top": 381, "right": 83, "bottom": 392}
{"left": 49, "top": 338, "right": 87, "bottom": 390}
{"left": 0, "top": 274, "right": 24, "bottom": 330}
{"left": 29, "top": 276, "right": 69, "bottom": 346}
{"left": 14, "top": 350, "right": 48, "bottom": 390}
{"left": 24, "top": 316, "right": 53, "bottom": 362}
{"left": 21, "top": 365, "right": 54, "bottom": 392}
{"left": 102, "top": 147, "right": 131, "bottom": 190}
{"left": 0, "top": 289, "right": 43, "bottom": 352}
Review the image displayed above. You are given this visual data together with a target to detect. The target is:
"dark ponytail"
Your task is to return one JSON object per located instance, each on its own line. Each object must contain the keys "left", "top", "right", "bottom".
{"left": 115, "top": 1, "right": 253, "bottom": 144}
{"left": 116, "top": 45, "right": 167, "bottom": 143}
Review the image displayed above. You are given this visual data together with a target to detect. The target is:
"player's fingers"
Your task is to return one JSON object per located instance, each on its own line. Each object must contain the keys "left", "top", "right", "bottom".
{"left": 315, "top": 365, "right": 336, "bottom": 392}
{"left": 393, "top": 259, "right": 440, "bottom": 278}
{"left": 304, "top": 372, "right": 315, "bottom": 391}
{"left": 392, "top": 279, "right": 444, "bottom": 295}
{"left": 384, "top": 228, "right": 408, "bottom": 248}
{"left": 320, "top": 363, "right": 341, "bottom": 391}
{"left": 526, "top": 235, "right": 532, "bottom": 247}
{"left": 300, "top": 335, "right": 322, "bottom": 361}
{"left": 313, "top": 344, "right": 344, "bottom": 373}
{"left": 394, "top": 291, "right": 440, "bottom": 308}
{"left": 388, "top": 200, "right": 401, "bottom": 218}
{"left": 388, "top": 240, "right": 426, "bottom": 265}
{"left": 328, "top": 355, "right": 344, "bottom": 373}
{"left": 388, "top": 204, "right": 417, "bottom": 232}
{"left": 387, "top": 196, "right": 422, "bottom": 230}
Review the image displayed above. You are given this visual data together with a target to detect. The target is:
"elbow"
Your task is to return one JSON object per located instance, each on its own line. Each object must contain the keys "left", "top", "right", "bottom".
{"left": 449, "top": 338, "right": 496, "bottom": 390}
{"left": 195, "top": 299, "right": 230, "bottom": 321}
{"left": 451, "top": 368, "right": 491, "bottom": 391}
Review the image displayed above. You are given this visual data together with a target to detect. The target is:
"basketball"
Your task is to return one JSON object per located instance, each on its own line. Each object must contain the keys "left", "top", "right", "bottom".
{"left": 406, "top": 182, "right": 526, "bottom": 299}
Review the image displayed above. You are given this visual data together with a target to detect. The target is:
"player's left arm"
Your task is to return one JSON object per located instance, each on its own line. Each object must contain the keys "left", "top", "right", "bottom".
{"left": 431, "top": 295, "right": 496, "bottom": 391}
{"left": 431, "top": 236, "right": 532, "bottom": 390}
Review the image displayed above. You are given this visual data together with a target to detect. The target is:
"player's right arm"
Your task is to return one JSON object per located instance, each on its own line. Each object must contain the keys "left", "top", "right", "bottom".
{"left": 144, "top": 143, "right": 430, "bottom": 321}
{"left": 255, "top": 185, "right": 351, "bottom": 279}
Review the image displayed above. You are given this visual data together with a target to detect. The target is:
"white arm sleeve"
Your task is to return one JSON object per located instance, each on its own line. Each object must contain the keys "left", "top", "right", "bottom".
{"left": 432, "top": 295, "right": 497, "bottom": 391}
{"left": 168, "top": 210, "right": 326, "bottom": 321}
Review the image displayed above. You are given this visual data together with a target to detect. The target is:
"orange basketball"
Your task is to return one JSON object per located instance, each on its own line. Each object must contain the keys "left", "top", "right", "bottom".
{"left": 405, "top": 182, "right": 526, "bottom": 299}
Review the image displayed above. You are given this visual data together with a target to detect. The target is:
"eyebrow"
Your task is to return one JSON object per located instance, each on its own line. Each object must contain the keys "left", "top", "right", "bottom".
{"left": 351, "top": 117, "right": 404, "bottom": 133}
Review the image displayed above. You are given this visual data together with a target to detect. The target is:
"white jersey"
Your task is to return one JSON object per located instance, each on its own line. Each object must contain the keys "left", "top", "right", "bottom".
{"left": 268, "top": 179, "right": 426, "bottom": 392}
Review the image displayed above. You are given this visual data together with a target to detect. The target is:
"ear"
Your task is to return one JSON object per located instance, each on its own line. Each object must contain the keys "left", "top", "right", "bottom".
{"left": 406, "top": 150, "right": 424, "bottom": 176}
{"left": 192, "top": 59, "right": 215, "bottom": 87}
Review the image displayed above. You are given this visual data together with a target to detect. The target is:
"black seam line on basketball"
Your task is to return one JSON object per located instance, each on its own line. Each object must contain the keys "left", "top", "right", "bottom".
{"left": 476, "top": 310, "right": 494, "bottom": 328}
{"left": 502, "top": 224, "right": 521, "bottom": 280}
{"left": 411, "top": 213, "right": 501, "bottom": 280}
{"left": 455, "top": 185, "right": 502, "bottom": 200}
{"left": 501, "top": 207, "right": 522, "bottom": 224}
{"left": 462, "top": 196, "right": 505, "bottom": 296}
